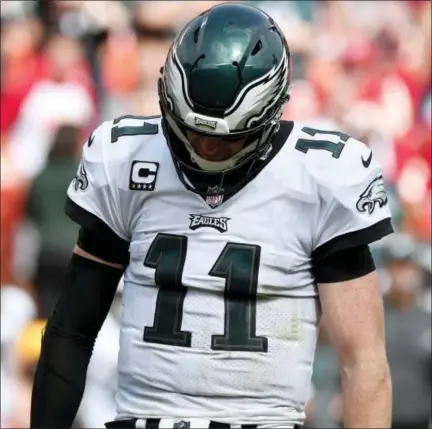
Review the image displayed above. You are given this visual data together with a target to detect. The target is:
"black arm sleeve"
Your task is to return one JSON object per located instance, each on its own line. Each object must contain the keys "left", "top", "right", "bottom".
{"left": 77, "top": 226, "right": 130, "bottom": 265}
{"left": 30, "top": 253, "right": 124, "bottom": 428}
{"left": 312, "top": 244, "right": 376, "bottom": 283}
{"left": 65, "top": 196, "right": 130, "bottom": 265}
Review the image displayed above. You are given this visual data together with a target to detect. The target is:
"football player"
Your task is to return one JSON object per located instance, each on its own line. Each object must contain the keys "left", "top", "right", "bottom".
{"left": 31, "top": 3, "right": 393, "bottom": 428}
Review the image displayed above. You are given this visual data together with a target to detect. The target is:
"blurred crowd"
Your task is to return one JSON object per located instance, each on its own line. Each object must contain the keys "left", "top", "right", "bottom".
{"left": 1, "top": 1, "right": 431, "bottom": 428}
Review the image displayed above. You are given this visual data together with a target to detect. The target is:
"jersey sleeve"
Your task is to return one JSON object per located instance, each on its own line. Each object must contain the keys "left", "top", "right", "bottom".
{"left": 64, "top": 121, "right": 130, "bottom": 243}
{"left": 312, "top": 138, "right": 393, "bottom": 260}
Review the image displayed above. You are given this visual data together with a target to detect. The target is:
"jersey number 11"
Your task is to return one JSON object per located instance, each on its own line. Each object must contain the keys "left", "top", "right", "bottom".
{"left": 143, "top": 233, "right": 268, "bottom": 352}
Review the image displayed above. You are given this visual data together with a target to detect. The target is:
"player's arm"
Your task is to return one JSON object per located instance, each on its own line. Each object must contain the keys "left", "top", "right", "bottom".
{"left": 31, "top": 123, "right": 130, "bottom": 428}
{"left": 316, "top": 264, "right": 391, "bottom": 428}
{"left": 311, "top": 141, "right": 393, "bottom": 428}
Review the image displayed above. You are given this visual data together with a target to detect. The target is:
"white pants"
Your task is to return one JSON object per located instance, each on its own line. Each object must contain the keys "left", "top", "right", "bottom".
{"left": 106, "top": 418, "right": 300, "bottom": 429}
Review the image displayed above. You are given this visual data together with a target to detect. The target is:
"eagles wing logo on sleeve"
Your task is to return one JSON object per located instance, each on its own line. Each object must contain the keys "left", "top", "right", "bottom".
{"left": 356, "top": 175, "right": 388, "bottom": 214}
{"left": 73, "top": 161, "right": 89, "bottom": 191}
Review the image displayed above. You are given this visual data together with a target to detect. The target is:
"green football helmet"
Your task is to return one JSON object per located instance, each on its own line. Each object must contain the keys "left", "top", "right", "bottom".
{"left": 158, "top": 2, "right": 291, "bottom": 196}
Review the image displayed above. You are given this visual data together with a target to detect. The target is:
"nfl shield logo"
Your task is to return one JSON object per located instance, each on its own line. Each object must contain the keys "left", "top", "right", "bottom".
{"left": 205, "top": 186, "right": 224, "bottom": 208}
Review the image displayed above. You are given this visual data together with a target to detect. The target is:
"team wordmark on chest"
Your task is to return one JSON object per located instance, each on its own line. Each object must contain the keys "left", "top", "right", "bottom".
{"left": 189, "top": 214, "right": 230, "bottom": 233}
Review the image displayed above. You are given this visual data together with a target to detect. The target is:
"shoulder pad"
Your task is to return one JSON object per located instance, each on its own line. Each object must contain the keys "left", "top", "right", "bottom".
{"left": 295, "top": 124, "right": 394, "bottom": 252}
{"left": 83, "top": 115, "right": 162, "bottom": 166}
{"left": 294, "top": 124, "right": 374, "bottom": 190}
{"left": 66, "top": 115, "right": 163, "bottom": 241}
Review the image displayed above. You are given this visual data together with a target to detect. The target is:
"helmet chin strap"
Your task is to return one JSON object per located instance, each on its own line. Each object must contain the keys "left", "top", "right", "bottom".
{"left": 166, "top": 115, "right": 258, "bottom": 172}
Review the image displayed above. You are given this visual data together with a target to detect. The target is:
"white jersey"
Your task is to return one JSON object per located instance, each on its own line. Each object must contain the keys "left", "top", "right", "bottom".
{"left": 66, "top": 116, "right": 392, "bottom": 426}
{"left": 79, "top": 312, "right": 119, "bottom": 427}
